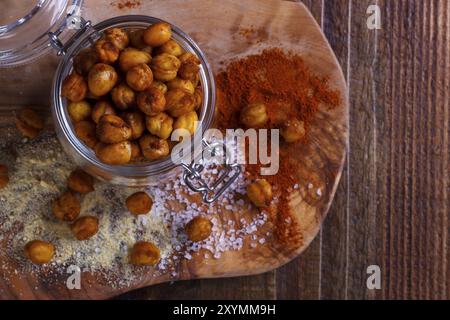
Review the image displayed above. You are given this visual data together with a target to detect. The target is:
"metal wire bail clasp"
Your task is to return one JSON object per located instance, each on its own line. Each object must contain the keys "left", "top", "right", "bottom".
{"left": 181, "top": 140, "right": 242, "bottom": 203}
{"left": 48, "top": 12, "right": 93, "bottom": 56}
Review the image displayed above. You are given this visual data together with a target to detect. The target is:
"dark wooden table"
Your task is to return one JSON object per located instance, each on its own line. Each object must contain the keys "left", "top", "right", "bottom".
{"left": 117, "top": 0, "right": 450, "bottom": 300}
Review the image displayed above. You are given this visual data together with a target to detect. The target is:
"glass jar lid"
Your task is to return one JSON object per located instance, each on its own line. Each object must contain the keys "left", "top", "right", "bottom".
{"left": 0, "top": 0, "right": 83, "bottom": 67}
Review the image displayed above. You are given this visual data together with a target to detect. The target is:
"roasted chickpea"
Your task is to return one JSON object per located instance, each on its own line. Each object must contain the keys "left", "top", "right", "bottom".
{"left": 146, "top": 112, "right": 174, "bottom": 139}
{"left": 129, "top": 29, "right": 153, "bottom": 54}
{"left": 61, "top": 72, "right": 88, "bottom": 102}
{"left": 247, "top": 179, "right": 273, "bottom": 207}
{"left": 119, "top": 48, "right": 152, "bottom": 72}
{"left": 137, "top": 87, "right": 166, "bottom": 116}
{"left": 173, "top": 111, "right": 198, "bottom": 136}
{"left": 104, "top": 27, "right": 129, "bottom": 50}
{"left": 94, "top": 39, "right": 120, "bottom": 64}
{"left": 67, "top": 169, "right": 95, "bottom": 194}
{"left": 130, "top": 141, "right": 143, "bottom": 161}
{"left": 52, "top": 191, "right": 81, "bottom": 222}
{"left": 0, "top": 164, "right": 9, "bottom": 190}
{"left": 240, "top": 103, "right": 269, "bottom": 128}
{"left": 71, "top": 216, "right": 99, "bottom": 241}
{"left": 15, "top": 108, "right": 44, "bottom": 139}
{"left": 91, "top": 100, "right": 116, "bottom": 124}
{"left": 95, "top": 141, "right": 131, "bottom": 165}
{"left": 111, "top": 83, "right": 136, "bottom": 110}
{"left": 130, "top": 241, "right": 160, "bottom": 266}
{"left": 178, "top": 52, "right": 200, "bottom": 81}
{"left": 24, "top": 240, "right": 55, "bottom": 264}
{"left": 165, "top": 89, "right": 196, "bottom": 117}
{"left": 75, "top": 121, "right": 98, "bottom": 148}
{"left": 193, "top": 87, "right": 203, "bottom": 110}
{"left": 150, "top": 81, "right": 168, "bottom": 94}
{"left": 121, "top": 111, "right": 146, "bottom": 140}
{"left": 88, "top": 63, "right": 118, "bottom": 96}
{"left": 185, "top": 216, "right": 212, "bottom": 242}
{"left": 167, "top": 78, "right": 195, "bottom": 95}
{"left": 143, "top": 22, "right": 172, "bottom": 47}
{"left": 139, "top": 134, "right": 170, "bottom": 161}
{"left": 126, "top": 192, "right": 153, "bottom": 216}
{"left": 151, "top": 53, "right": 180, "bottom": 81}
{"left": 281, "top": 119, "right": 306, "bottom": 143}
{"left": 73, "top": 48, "right": 99, "bottom": 75}
{"left": 126, "top": 63, "right": 153, "bottom": 92}
{"left": 158, "top": 39, "right": 183, "bottom": 56}
{"left": 68, "top": 100, "right": 92, "bottom": 122}
{"left": 96, "top": 114, "right": 132, "bottom": 144}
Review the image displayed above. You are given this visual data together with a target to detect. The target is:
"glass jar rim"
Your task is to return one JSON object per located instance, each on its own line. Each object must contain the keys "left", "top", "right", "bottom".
{"left": 52, "top": 15, "right": 216, "bottom": 180}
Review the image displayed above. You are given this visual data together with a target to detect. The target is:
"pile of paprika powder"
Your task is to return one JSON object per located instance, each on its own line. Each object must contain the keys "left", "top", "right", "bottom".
{"left": 216, "top": 48, "right": 340, "bottom": 246}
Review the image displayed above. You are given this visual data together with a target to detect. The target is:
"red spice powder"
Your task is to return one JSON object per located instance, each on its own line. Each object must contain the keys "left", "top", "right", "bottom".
{"left": 216, "top": 48, "right": 340, "bottom": 246}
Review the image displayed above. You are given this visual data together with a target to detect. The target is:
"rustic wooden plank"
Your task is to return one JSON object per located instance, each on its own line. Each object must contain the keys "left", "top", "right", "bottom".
{"left": 376, "top": 0, "right": 450, "bottom": 300}
{"left": 274, "top": 0, "right": 324, "bottom": 300}
{"left": 319, "top": 0, "right": 350, "bottom": 300}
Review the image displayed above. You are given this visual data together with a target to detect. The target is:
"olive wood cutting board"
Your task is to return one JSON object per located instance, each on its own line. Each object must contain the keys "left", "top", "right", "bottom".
{"left": 0, "top": 0, "right": 348, "bottom": 299}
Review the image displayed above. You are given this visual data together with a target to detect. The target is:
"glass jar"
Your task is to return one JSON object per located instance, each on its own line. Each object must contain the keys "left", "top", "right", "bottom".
{"left": 0, "top": 2, "right": 240, "bottom": 202}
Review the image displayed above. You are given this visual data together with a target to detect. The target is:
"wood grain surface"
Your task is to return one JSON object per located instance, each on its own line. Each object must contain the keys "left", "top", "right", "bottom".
{"left": 118, "top": 0, "right": 450, "bottom": 300}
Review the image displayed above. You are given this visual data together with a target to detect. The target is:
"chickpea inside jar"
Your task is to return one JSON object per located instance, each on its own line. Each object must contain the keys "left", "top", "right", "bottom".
{"left": 52, "top": 17, "right": 215, "bottom": 186}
